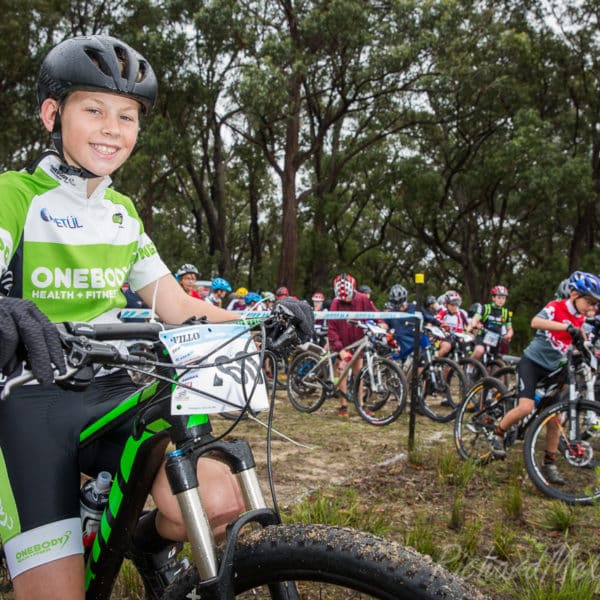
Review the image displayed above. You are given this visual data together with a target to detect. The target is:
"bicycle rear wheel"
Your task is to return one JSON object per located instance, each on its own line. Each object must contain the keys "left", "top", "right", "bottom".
{"left": 287, "top": 351, "right": 327, "bottom": 413}
{"left": 161, "top": 523, "right": 485, "bottom": 600}
{"left": 454, "top": 377, "right": 510, "bottom": 462}
{"left": 420, "top": 357, "right": 466, "bottom": 423}
{"left": 459, "top": 357, "right": 486, "bottom": 388}
{"left": 490, "top": 364, "right": 517, "bottom": 390}
{"left": 523, "top": 399, "right": 600, "bottom": 504}
{"left": 353, "top": 357, "right": 407, "bottom": 426}
{"left": 263, "top": 350, "right": 288, "bottom": 394}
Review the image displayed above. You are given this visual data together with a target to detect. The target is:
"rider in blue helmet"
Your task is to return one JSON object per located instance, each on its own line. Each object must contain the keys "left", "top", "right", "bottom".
{"left": 206, "top": 277, "right": 232, "bottom": 307}
{"left": 244, "top": 292, "right": 263, "bottom": 308}
{"left": 490, "top": 270, "right": 599, "bottom": 482}
{"left": 567, "top": 271, "right": 600, "bottom": 302}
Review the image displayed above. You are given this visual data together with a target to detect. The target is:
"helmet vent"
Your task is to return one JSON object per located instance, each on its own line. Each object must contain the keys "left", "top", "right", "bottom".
{"left": 84, "top": 48, "right": 114, "bottom": 78}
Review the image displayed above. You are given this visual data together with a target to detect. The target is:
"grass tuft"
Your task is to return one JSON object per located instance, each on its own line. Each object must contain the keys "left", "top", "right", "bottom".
{"left": 284, "top": 485, "right": 391, "bottom": 536}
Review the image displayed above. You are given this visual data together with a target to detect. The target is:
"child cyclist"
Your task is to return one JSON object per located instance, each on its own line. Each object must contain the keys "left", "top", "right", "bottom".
{"left": 469, "top": 285, "right": 514, "bottom": 361}
{"left": 490, "top": 271, "right": 600, "bottom": 485}
{"left": 0, "top": 35, "right": 246, "bottom": 600}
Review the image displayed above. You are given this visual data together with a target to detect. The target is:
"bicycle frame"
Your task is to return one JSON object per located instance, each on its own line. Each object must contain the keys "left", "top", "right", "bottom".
{"left": 307, "top": 325, "right": 385, "bottom": 397}
{"left": 5, "top": 321, "right": 286, "bottom": 600}
{"left": 553, "top": 346, "right": 597, "bottom": 446}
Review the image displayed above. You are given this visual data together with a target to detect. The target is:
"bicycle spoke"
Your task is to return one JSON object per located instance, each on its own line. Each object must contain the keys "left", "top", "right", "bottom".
{"left": 524, "top": 400, "right": 600, "bottom": 504}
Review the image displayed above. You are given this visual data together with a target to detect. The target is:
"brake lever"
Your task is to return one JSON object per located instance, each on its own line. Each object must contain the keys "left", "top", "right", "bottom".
{"left": 1, "top": 365, "right": 80, "bottom": 400}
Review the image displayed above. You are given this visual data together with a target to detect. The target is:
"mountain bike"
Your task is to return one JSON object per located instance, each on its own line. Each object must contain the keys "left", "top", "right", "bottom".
{"left": 446, "top": 330, "right": 487, "bottom": 387}
{"left": 287, "top": 320, "right": 408, "bottom": 425}
{"left": 454, "top": 343, "right": 600, "bottom": 504}
{"left": 400, "top": 331, "right": 468, "bottom": 423}
{"left": 474, "top": 328, "right": 509, "bottom": 376}
{"left": 0, "top": 313, "right": 483, "bottom": 599}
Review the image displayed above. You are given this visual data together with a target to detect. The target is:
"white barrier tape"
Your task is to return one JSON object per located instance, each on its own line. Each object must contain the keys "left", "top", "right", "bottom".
{"left": 232, "top": 310, "right": 422, "bottom": 321}
{"left": 119, "top": 309, "right": 423, "bottom": 321}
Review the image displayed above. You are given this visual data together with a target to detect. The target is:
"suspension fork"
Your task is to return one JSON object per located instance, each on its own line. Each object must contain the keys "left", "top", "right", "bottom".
{"left": 165, "top": 435, "right": 270, "bottom": 582}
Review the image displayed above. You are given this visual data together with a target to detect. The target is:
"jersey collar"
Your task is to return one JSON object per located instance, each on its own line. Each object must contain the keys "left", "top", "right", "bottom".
{"left": 565, "top": 298, "right": 580, "bottom": 316}
{"left": 38, "top": 153, "right": 112, "bottom": 199}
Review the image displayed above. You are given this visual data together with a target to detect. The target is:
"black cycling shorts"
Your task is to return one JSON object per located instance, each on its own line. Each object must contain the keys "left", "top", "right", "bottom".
{"left": 516, "top": 355, "right": 554, "bottom": 402}
{"left": 0, "top": 371, "right": 136, "bottom": 539}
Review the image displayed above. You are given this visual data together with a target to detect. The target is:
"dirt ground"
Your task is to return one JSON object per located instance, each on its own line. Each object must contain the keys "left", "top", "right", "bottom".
{"left": 216, "top": 390, "right": 600, "bottom": 600}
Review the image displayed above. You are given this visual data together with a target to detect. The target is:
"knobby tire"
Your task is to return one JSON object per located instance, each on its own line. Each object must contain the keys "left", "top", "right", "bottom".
{"left": 160, "top": 523, "right": 486, "bottom": 600}
{"left": 454, "top": 377, "right": 510, "bottom": 462}
{"left": 287, "top": 351, "right": 327, "bottom": 413}
{"left": 523, "top": 399, "right": 600, "bottom": 505}
{"left": 419, "top": 357, "right": 466, "bottom": 423}
{"left": 354, "top": 357, "right": 407, "bottom": 426}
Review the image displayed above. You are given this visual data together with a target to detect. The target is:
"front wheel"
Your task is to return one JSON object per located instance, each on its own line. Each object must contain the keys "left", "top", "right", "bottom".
{"left": 161, "top": 523, "right": 485, "bottom": 600}
{"left": 419, "top": 357, "right": 466, "bottom": 422}
{"left": 287, "top": 351, "right": 328, "bottom": 413}
{"left": 523, "top": 399, "right": 600, "bottom": 505}
{"left": 353, "top": 357, "right": 407, "bottom": 425}
{"left": 454, "top": 377, "right": 511, "bottom": 462}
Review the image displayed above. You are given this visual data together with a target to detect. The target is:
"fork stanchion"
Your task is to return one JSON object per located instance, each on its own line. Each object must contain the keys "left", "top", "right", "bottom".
{"left": 408, "top": 274, "right": 425, "bottom": 451}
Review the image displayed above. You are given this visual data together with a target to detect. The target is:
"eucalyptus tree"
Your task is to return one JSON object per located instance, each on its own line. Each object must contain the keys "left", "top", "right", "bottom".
{"left": 542, "top": 0, "right": 600, "bottom": 270}
{"left": 232, "top": 0, "right": 436, "bottom": 293}
{"left": 382, "top": 0, "right": 595, "bottom": 306}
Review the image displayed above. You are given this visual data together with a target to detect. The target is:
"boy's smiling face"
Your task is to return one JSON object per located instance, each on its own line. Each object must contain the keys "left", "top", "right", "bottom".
{"left": 42, "top": 90, "right": 140, "bottom": 180}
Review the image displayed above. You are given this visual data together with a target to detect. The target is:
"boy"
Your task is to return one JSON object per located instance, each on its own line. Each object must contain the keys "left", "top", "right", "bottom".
{"left": 327, "top": 273, "right": 379, "bottom": 416}
{"left": 0, "top": 35, "right": 244, "bottom": 600}
{"left": 435, "top": 290, "right": 469, "bottom": 358}
{"left": 490, "top": 271, "right": 600, "bottom": 485}
{"left": 469, "top": 285, "right": 513, "bottom": 360}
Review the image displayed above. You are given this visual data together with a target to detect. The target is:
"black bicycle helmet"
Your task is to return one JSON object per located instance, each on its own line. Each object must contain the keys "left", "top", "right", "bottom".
{"left": 468, "top": 302, "right": 483, "bottom": 318}
{"left": 424, "top": 295, "right": 437, "bottom": 308}
{"left": 388, "top": 284, "right": 408, "bottom": 305}
{"left": 555, "top": 279, "right": 570, "bottom": 300}
{"left": 38, "top": 35, "right": 158, "bottom": 114}
{"left": 358, "top": 284, "right": 372, "bottom": 295}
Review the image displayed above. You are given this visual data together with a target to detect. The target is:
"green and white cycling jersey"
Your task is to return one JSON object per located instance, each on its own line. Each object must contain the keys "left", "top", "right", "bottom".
{"left": 0, "top": 152, "right": 170, "bottom": 322}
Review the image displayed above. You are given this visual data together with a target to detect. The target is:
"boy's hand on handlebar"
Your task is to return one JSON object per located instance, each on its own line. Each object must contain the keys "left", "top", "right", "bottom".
{"left": 566, "top": 324, "right": 584, "bottom": 346}
{"left": 0, "top": 297, "right": 66, "bottom": 384}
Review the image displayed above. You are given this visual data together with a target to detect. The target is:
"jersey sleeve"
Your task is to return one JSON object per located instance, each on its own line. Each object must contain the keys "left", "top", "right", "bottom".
{"left": 0, "top": 172, "right": 30, "bottom": 274}
{"left": 127, "top": 231, "right": 171, "bottom": 292}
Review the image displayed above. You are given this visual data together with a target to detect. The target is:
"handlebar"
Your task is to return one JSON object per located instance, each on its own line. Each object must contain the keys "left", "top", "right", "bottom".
{"left": 1, "top": 318, "right": 268, "bottom": 401}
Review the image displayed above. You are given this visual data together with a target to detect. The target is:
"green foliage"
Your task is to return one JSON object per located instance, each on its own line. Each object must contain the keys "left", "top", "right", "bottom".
{"left": 0, "top": 0, "right": 599, "bottom": 300}
{"left": 402, "top": 511, "right": 442, "bottom": 562}
{"left": 542, "top": 502, "right": 579, "bottom": 534}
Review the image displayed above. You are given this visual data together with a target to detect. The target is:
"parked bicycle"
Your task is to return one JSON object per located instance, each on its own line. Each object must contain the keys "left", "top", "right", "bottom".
{"left": 398, "top": 325, "right": 468, "bottom": 423}
{"left": 0, "top": 313, "right": 482, "bottom": 599}
{"left": 454, "top": 342, "right": 600, "bottom": 504}
{"left": 253, "top": 300, "right": 314, "bottom": 395}
{"left": 287, "top": 320, "right": 408, "bottom": 425}
{"left": 447, "top": 330, "right": 487, "bottom": 387}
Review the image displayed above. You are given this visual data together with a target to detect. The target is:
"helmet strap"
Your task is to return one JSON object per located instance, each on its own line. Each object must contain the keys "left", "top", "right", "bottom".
{"left": 51, "top": 111, "right": 100, "bottom": 179}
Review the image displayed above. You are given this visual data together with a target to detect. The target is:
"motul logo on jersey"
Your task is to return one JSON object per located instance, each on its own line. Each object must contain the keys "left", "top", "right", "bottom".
{"left": 40, "top": 208, "right": 83, "bottom": 229}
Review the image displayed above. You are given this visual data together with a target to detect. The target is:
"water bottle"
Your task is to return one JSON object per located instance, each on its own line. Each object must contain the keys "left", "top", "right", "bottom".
{"left": 80, "top": 471, "right": 112, "bottom": 549}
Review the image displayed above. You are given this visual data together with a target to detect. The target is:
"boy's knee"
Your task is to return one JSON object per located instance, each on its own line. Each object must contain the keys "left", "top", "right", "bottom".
{"left": 152, "top": 457, "right": 245, "bottom": 543}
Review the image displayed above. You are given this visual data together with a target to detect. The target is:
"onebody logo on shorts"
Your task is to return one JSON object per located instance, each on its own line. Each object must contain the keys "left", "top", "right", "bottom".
{"left": 40, "top": 208, "right": 83, "bottom": 229}
{"left": 16, "top": 529, "right": 72, "bottom": 563}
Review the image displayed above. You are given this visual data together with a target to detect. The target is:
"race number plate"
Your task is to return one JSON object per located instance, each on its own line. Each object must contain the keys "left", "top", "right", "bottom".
{"left": 160, "top": 324, "right": 268, "bottom": 414}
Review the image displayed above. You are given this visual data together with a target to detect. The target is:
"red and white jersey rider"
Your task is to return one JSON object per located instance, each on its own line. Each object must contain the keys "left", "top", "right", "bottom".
{"left": 435, "top": 290, "right": 469, "bottom": 333}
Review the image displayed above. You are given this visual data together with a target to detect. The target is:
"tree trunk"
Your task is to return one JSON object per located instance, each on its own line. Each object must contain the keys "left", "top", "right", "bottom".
{"left": 277, "top": 72, "right": 302, "bottom": 291}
